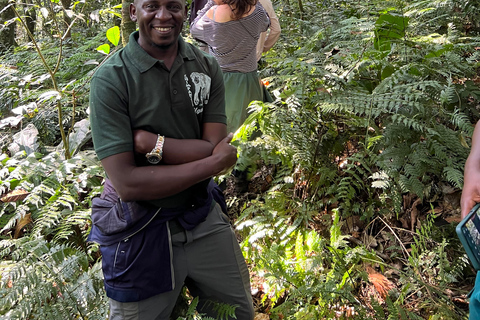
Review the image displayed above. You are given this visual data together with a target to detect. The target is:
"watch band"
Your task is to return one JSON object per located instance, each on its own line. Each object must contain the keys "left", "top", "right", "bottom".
{"left": 146, "top": 134, "right": 165, "bottom": 164}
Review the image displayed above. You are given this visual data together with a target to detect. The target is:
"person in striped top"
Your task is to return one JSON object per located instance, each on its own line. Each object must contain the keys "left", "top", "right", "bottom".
{"left": 190, "top": 0, "right": 270, "bottom": 133}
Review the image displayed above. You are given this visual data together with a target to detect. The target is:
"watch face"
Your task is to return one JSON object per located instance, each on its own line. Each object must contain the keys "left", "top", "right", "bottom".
{"left": 146, "top": 154, "right": 161, "bottom": 164}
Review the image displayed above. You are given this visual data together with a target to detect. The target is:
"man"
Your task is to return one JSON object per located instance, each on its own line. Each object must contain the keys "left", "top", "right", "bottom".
{"left": 256, "top": 0, "right": 281, "bottom": 62}
{"left": 88, "top": 0, "right": 255, "bottom": 319}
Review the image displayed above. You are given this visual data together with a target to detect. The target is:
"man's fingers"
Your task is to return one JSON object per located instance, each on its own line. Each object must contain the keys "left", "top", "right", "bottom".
{"left": 461, "top": 199, "right": 478, "bottom": 219}
{"left": 224, "top": 132, "right": 234, "bottom": 144}
{"left": 461, "top": 203, "right": 472, "bottom": 219}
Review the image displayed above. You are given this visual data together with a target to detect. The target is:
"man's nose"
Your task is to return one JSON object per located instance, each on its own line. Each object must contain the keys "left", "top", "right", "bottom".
{"left": 155, "top": 7, "right": 171, "bottom": 19}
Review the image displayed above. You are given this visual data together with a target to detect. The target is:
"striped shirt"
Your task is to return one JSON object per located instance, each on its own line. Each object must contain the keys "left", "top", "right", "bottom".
{"left": 191, "top": 1, "right": 270, "bottom": 73}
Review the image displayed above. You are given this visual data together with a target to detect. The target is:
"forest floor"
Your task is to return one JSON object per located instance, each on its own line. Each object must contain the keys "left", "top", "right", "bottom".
{"left": 223, "top": 163, "right": 474, "bottom": 318}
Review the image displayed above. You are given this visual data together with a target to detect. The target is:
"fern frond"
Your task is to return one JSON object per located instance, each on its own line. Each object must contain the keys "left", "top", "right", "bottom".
{"left": 0, "top": 238, "right": 107, "bottom": 319}
{"left": 443, "top": 166, "right": 464, "bottom": 189}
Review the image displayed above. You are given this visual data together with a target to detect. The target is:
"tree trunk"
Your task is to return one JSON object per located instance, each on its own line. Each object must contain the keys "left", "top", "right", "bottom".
{"left": 60, "top": 0, "right": 72, "bottom": 38}
{"left": 298, "top": 0, "right": 303, "bottom": 12}
{"left": 25, "top": 0, "right": 37, "bottom": 37}
{"left": 121, "top": 0, "right": 136, "bottom": 46}
{"left": 0, "top": 0, "right": 16, "bottom": 52}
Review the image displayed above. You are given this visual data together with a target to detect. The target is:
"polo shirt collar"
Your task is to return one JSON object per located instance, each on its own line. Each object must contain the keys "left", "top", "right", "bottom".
{"left": 126, "top": 31, "right": 197, "bottom": 73}
{"left": 177, "top": 35, "right": 197, "bottom": 62}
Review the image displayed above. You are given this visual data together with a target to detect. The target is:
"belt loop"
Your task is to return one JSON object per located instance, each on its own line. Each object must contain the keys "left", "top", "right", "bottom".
{"left": 185, "top": 229, "right": 193, "bottom": 244}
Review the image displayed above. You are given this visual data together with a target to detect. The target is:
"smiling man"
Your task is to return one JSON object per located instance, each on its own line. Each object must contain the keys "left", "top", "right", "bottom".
{"left": 88, "top": 0, "right": 255, "bottom": 319}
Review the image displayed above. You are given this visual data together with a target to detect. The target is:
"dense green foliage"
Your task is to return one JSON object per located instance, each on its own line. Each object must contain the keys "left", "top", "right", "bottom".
{"left": 234, "top": 0, "right": 479, "bottom": 318}
{"left": 0, "top": 0, "right": 479, "bottom": 319}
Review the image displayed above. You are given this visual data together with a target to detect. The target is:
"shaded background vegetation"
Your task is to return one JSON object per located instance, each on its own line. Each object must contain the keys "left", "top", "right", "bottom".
{"left": 0, "top": 0, "right": 480, "bottom": 319}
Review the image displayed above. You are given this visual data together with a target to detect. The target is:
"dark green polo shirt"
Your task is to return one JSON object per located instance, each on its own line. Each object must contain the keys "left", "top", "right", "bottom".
{"left": 90, "top": 31, "right": 226, "bottom": 208}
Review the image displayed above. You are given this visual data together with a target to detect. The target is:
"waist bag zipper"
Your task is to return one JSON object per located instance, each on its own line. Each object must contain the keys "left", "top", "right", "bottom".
{"left": 113, "top": 208, "right": 162, "bottom": 268}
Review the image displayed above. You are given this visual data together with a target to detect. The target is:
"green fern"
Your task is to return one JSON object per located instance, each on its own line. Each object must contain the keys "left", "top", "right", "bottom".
{"left": 0, "top": 150, "right": 103, "bottom": 240}
{"left": 0, "top": 148, "right": 105, "bottom": 318}
{"left": 0, "top": 237, "right": 107, "bottom": 319}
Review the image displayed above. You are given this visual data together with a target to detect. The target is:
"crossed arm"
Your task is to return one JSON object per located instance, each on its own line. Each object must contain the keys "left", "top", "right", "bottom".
{"left": 461, "top": 120, "right": 480, "bottom": 218}
{"left": 101, "top": 122, "right": 236, "bottom": 202}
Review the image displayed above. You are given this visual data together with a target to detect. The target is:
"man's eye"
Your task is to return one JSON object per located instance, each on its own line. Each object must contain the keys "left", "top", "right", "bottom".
{"left": 145, "top": 4, "right": 158, "bottom": 10}
{"left": 168, "top": 4, "right": 182, "bottom": 11}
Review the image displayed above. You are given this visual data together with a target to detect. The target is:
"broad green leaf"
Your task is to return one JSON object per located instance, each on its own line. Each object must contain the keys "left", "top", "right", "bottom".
{"left": 96, "top": 44, "right": 110, "bottom": 55}
{"left": 8, "top": 179, "right": 20, "bottom": 190}
{"left": 106, "top": 26, "right": 120, "bottom": 46}
{"left": 374, "top": 12, "right": 409, "bottom": 52}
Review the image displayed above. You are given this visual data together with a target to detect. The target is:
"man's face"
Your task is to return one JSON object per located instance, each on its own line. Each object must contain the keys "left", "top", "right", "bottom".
{"left": 130, "top": 0, "right": 186, "bottom": 50}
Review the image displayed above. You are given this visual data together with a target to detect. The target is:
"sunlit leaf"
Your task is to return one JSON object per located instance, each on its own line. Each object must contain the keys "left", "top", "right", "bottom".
{"left": 96, "top": 44, "right": 110, "bottom": 55}
{"left": 106, "top": 26, "right": 120, "bottom": 47}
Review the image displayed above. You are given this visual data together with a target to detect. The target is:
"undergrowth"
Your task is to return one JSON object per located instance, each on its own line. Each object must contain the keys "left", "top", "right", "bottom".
{"left": 0, "top": 0, "right": 479, "bottom": 319}
{"left": 231, "top": 0, "right": 479, "bottom": 318}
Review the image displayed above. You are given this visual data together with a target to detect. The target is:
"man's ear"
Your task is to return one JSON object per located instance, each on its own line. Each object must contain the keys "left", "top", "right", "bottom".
{"left": 130, "top": 3, "right": 137, "bottom": 22}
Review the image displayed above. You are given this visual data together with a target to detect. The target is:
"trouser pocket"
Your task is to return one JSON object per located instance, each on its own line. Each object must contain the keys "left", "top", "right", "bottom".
{"left": 100, "top": 220, "right": 175, "bottom": 301}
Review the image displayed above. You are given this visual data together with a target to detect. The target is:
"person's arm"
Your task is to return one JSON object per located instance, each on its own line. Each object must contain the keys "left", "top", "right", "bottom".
{"left": 101, "top": 123, "right": 236, "bottom": 202}
{"left": 130, "top": 52, "right": 229, "bottom": 166}
{"left": 90, "top": 55, "right": 231, "bottom": 203}
{"left": 461, "top": 120, "right": 480, "bottom": 218}
{"left": 258, "top": 0, "right": 281, "bottom": 53}
{"left": 133, "top": 122, "right": 226, "bottom": 165}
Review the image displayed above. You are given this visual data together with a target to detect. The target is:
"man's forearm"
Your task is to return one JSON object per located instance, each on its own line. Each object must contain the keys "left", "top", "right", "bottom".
{"left": 102, "top": 134, "right": 236, "bottom": 202}
{"left": 108, "top": 156, "right": 223, "bottom": 201}
{"left": 134, "top": 123, "right": 227, "bottom": 165}
{"left": 162, "top": 137, "right": 216, "bottom": 164}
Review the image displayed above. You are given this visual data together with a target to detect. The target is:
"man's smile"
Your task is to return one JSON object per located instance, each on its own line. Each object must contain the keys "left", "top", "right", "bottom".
{"left": 154, "top": 26, "right": 173, "bottom": 32}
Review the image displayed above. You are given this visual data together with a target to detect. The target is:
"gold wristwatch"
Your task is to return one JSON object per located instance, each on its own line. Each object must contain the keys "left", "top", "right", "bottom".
{"left": 146, "top": 134, "right": 165, "bottom": 164}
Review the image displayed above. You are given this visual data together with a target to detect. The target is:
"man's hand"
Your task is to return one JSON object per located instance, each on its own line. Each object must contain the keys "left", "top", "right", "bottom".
{"left": 133, "top": 123, "right": 227, "bottom": 165}
{"left": 102, "top": 131, "right": 237, "bottom": 201}
{"left": 211, "top": 132, "right": 237, "bottom": 175}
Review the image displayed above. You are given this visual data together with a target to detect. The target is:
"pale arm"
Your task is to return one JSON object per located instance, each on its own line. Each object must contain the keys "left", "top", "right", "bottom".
{"left": 461, "top": 120, "right": 480, "bottom": 218}
{"left": 259, "top": 0, "right": 281, "bottom": 53}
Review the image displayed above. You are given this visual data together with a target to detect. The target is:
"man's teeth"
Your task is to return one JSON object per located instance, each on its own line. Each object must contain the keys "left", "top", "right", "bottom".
{"left": 155, "top": 27, "right": 171, "bottom": 31}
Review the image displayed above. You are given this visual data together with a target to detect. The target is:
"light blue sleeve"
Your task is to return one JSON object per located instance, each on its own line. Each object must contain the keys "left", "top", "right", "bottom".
{"left": 469, "top": 272, "right": 480, "bottom": 319}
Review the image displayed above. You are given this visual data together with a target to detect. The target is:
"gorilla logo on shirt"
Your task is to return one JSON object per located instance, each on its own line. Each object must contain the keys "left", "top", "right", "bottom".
{"left": 190, "top": 72, "right": 211, "bottom": 108}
